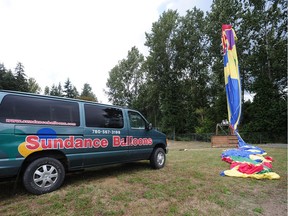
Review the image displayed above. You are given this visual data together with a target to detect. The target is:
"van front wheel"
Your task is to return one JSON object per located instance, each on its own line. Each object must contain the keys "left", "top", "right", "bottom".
{"left": 23, "top": 157, "right": 65, "bottom": 195}
{"left": 150, "top": 148, "right": 166, "bottom": 169}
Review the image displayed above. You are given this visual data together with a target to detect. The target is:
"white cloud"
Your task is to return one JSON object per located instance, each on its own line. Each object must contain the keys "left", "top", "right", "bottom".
{"left": 0, "top": 0, "right": 212, "bottom": 103}
{"left": 159, "top": 0, "right": 212, "bottom": 15}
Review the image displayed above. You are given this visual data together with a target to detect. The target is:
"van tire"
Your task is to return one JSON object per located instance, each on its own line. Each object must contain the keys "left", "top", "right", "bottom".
{"left": 150, "top": 148, "right": 166, "bottom": 169}
{"left": 23, "top": 157, "right": 65, "bottom": 195}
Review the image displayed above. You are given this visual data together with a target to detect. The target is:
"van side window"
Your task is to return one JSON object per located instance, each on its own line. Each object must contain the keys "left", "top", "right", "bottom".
{"left": 128, "top": 111, "right": 146, "bottom": 129}
{"left": 84, "top": 104, "right": 123, "bottom": 128}
{"left": 0, "top": 95, "right": 80, "bottom": 126}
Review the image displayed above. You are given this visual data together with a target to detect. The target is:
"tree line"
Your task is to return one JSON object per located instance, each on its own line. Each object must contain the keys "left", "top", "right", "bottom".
{"left": 0, "top": 62, "right": 97, "bottom": 102}
{"left": 0, "top": 0, "right": 286, "bottom": 143}
{"left": 106, "top": 0, "right": 287, "bottom": 143}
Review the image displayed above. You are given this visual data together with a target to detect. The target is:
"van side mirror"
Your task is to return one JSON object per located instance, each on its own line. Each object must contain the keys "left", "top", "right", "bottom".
{"left": 146, "top": 123, "right": 153, "bottom": 130}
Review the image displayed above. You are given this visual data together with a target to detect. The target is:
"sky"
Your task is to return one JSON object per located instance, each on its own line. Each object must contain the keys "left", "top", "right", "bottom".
{"left": 0, "top": 0, "right": 213, "bottom": 104}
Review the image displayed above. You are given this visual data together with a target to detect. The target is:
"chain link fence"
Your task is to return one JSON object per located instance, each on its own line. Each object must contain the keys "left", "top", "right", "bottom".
{"left": 166, "top": 132, "right": 287, "bottom": 144}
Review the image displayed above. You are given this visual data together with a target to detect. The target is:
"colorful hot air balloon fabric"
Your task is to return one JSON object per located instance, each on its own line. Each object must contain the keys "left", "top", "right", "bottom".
{"left": 220, "top": 24, "right": 280, "bottom": 179}
{"left": 222, "top": 24, "right": 242, "bottom": 136}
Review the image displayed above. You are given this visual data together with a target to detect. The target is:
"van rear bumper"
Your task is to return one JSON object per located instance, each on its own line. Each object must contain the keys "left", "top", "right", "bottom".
{"left": 0, "top": 158, "right": 23, "bottom": 178}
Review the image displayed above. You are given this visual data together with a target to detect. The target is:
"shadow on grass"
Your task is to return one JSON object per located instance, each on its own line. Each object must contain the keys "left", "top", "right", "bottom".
{"left": 64, "top": 161, "right": 151, "bottom": 186}
{"left": 0, "top": 161, "right": 151, "bottom": 200}
{"left": 0, "top": 177, "right": 27, "bottom": 199}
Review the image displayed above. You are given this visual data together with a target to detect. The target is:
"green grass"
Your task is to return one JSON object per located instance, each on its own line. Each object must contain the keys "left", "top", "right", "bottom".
{"left": 0, "top": 141, "right": 287, "bottom": 215}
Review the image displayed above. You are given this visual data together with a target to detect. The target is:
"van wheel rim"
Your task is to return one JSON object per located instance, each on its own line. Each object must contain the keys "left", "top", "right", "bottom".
{"left": 157, "top": 152, "right": 165, "bottom": 166}
{"left": 33, "top": 165, "right": 58, "bottom": 188}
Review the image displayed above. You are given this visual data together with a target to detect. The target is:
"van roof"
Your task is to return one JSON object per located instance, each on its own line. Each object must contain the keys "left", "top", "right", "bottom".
{"left": 0, "top": 90, "right": 128, "bottom": 110}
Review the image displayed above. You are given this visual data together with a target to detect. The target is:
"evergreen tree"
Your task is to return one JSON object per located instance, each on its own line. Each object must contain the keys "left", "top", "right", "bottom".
{"left": 27, "top": 78, "right": 41, "bottom": 94}
{"left": 50, "top": 83, "right": 63, "bottom": 96}
{"left": 63, "top": 78, "right": 78, "bottom": 98}
{"left": 0, "top": 63, "right": 7, "bottom": 89}
{"left": 14, "top": 62, "right": 28, "bottom": 92}
{"left": 44, "top": 86, "right": 50, "bottom": 95}
{"left": 3, "top": 70, "right": 17, "bottom": 90}
{"left": 79, "top": 83, "right": 97, "bottom": 102}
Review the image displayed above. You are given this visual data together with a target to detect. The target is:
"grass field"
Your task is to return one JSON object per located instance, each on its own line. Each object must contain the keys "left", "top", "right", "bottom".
{"left": 0, "top": 141, "right": 287, "bottom": 216}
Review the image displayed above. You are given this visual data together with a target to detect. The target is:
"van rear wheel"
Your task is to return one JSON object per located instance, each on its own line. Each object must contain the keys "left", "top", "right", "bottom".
{"left": 150, "top": 148, "right": 166, "bottom": 169}
{"left": 23, "top": 157, "right": 65, "bottom": 195}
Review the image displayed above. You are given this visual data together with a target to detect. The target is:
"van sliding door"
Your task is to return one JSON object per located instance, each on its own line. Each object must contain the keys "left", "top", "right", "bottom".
{"left": 83, "top": 104, "right": 129, "bottom": 166}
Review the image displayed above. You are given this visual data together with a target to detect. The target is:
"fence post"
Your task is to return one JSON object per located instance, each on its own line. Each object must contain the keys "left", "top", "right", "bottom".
{"left": 173, "top": 127, "right": 175, "bottom": 142}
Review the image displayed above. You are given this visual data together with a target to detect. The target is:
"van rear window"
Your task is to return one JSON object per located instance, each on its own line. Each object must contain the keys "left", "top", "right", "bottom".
{"left": 0, "top": 95, "right": 80, "bottom": 126}
{"left": 84, "top": 104, "right": 123, "bottom": 128}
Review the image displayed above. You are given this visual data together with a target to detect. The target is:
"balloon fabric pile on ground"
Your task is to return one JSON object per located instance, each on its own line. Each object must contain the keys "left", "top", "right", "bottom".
{"left": 221, "top": 145, "right": 280, "bottom": 179}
